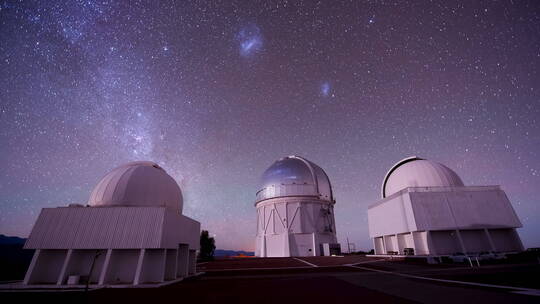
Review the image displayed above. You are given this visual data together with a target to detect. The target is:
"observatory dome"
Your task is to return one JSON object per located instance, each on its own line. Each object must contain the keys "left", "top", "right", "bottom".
{"left": 382, "top": 157, "right": 464, "bottom": 198}
{"left": 88, "top": 161, "right": 183, "bottom": 213}
{"left": 256, "top": 155, "right": 333, "bottom": 203}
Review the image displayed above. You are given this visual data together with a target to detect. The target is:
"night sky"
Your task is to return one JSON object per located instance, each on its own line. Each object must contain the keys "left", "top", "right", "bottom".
{"left": 1, "top": 1, "right": 539, "bottom": 251}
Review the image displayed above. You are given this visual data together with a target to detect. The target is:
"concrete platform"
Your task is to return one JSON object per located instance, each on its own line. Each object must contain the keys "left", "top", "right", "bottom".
{"left": 0, "top": 273, "right": 203, "bottom": 291}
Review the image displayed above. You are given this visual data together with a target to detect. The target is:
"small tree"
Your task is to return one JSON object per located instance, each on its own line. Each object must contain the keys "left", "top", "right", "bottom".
{"left": 199, "top": 230, "right": 215, "bottom": 261}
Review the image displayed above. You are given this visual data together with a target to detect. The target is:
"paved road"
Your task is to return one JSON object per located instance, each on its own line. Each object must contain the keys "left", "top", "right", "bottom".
{"left": 335, "top": 268, "right": 537, "bottom": 304}
{"left": 2, "top": 258, "right": 539, "bottom": 303}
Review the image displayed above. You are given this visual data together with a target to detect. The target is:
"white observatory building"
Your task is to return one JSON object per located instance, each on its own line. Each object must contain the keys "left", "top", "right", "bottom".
{"left": 22, "top": 161, "right": 200, "bottom": 287}
{"left": 255, "top": 155, "right": 340, "bottom": 257}
{"left": 368, "top": 156, "right": 524, "bottom": 256}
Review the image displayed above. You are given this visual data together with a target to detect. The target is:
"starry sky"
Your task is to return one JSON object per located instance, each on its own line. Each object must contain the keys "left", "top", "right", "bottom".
{"left": 1, "top": 0, "right": 539, "bottom": 251}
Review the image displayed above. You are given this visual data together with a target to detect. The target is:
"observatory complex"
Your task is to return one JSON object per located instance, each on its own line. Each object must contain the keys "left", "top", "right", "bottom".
{"left": 22, "top": 161, "right": 200, "bottom": 287}
{"left": 368, "top": 157, "right": 524, "bottom": 256}
{"left": 255, "top": 155, "right": 340, "bottom": 257}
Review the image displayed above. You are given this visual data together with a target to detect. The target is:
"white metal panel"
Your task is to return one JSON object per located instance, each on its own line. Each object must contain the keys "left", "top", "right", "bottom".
{"left": 367, "top": 194, "right": 413, "bottom": 237}
{"left": 273, "top": 203, "right": 286, "bottom": 234}
{"left": 25, "top": 207, "right": 166, "bottom": 249}
{"left": 265, "top": 234, "right": 285, "bottom": 257}
{"left": 409, "top": 189, "right": 522, "bottom": 231}
{"left": 409, "top": 192, "right": 457, "bottom": 231}
{"left": 161, "top": 210, "right": 201, "bottom": 249}
{"left": 448, "top": 190, "right": 522, "bottom": 229}
{"left": 287, "top": 203, "right": 302, "bottom": 233}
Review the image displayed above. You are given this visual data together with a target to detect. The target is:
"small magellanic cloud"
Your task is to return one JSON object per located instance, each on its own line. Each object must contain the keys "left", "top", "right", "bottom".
{"left": 321, "top": 82, "right": 331, "bottom": 97}
{"left": 237, "top": 24, "right": 263, "bottom": 57}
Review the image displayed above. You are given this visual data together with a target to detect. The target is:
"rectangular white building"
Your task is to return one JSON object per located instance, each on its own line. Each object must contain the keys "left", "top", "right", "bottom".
{"left": 23, "top": 205, "right": 200, "bottom": 286}
{"left": 368, "top": 186, "right": 524, "bottom": 255}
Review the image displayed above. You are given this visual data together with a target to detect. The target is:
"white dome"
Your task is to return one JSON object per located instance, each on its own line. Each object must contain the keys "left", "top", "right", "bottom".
{"left": 256, "top": 155, "right": 333, "bottom": 203}
{"left": 88, "top": 161, "right": 183, "bottom": 213}
{"left": 382, "top": 157, "right": 464, "bottom": 198}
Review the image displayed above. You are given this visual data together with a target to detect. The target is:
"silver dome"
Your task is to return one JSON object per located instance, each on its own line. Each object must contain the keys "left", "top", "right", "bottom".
{"left": 382, "top": 156, "right": 464, "bottom": 198}
{"left": 256, "top": 155, "right": 333, "bottom": 203}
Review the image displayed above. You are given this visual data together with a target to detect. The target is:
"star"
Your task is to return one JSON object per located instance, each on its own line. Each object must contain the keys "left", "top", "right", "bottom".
{"left": 0, "top": 0, "right": 538, "bottom": 252}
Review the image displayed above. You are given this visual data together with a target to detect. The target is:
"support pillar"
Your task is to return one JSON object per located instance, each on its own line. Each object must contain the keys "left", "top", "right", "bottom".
{"left": 188, "top": 250, "right": 196, "bottom": 275}
{"left": 56, "top": 249, "right": 73, "bottom": 285}
{"left": 98, "top": 249, "right": 112, "bottom": 285}
{"left": 23, "top": 249, "right": 41, "bottom": 285}
{"left": 427, "top": 231, "right": 437, "bottom": 255}
{"left": 311, "top": 233, "right": 317, "bottom": 256}
{"left": 410, "top": 232, "right": 419, "bottom": 255}
{"left": 161, "top": 249, "right": 168, "bottom": 282}
{"left": 177, "top": 244, "right": 189, "bottom": 278}
{"left": 394, "top": 234, "right": 400, "bottom": 254}
{"left": 171, "top": 249, "right": 178, "bottom": 279}
{"left": 512, "top": 229, "right": 525, "bottom": 251}
{"left": 455, "top": 230, "right": 467, "bottom": 254}
{"left": 283, "top": 233, "right": 290, "bottom": 257}
{"left": 133, "top": 249, "right": 145, "bottom": 285}
{"left": 261, "top": 236, "right": 267, "bottom": 257}
{"left": 484, "top": 229, "right": 496, "bottom": 252}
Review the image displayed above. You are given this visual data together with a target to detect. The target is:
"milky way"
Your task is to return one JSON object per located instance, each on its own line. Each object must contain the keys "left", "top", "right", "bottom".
{"left": 1, "top": 1, "right": 539, "bottom": 251}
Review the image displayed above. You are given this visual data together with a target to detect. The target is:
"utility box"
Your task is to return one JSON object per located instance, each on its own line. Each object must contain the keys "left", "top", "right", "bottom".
{"left": 404, "top": 248, "right": 415, "bottom": 255}
{"left": 322, "top": 243, "right": 341, "bottom": 256}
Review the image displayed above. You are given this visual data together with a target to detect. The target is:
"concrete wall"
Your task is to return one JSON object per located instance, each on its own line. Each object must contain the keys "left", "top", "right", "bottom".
{"left": 430, "top": 230, "right": 462, "bottom": 255}
{"left": 383, "top": 235, "right": 397, "bottom": 253}
{"left": 413, "top": 231, "right": 430, "bottom": 255}
{"left": 460, "top": 230, "right": 491, "bottom": 254}
{"left": 265, "top": 234, "right": 285, "bottom": 257}
{"left": 396, "top": 233, "right": 414, "bottom": 253}
{"left": 138, "top": 249, "right": 165, "bottom": 284}
{"left": 60, "top": 249, "right": 104, "bottom": 285}
{"left": 188, "top": 250, "right": 196, "bottom": 275}
{"left": 164, "top": 249, "right": 177, "bottom": 280}
{"left": 103, "top": 249, "right": 139, "bottom": 284}
{"left": 374, "top": 237, "right": 384, "bottom": 254}
{"left": 289, "top": 233, "right": 314, "bottom": 256}
{"left": 177, "top": 244, "right": 189, "bottom": 277}
{"left": 368, "top": 193, "right": 416, "bottom": 238}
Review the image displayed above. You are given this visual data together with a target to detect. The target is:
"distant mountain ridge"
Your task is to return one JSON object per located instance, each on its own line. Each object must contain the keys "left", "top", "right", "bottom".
{"left": 0, "top": 235, "right": 26, "bottom": 245}
{"left": 214, "top": 249, "right": 254, "bottom": 257}
{"left": 0, "top": 235, "right": 33, "bottom": 280}
{"left": 0, "top": 235, "right": 254, "bottom": 257}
